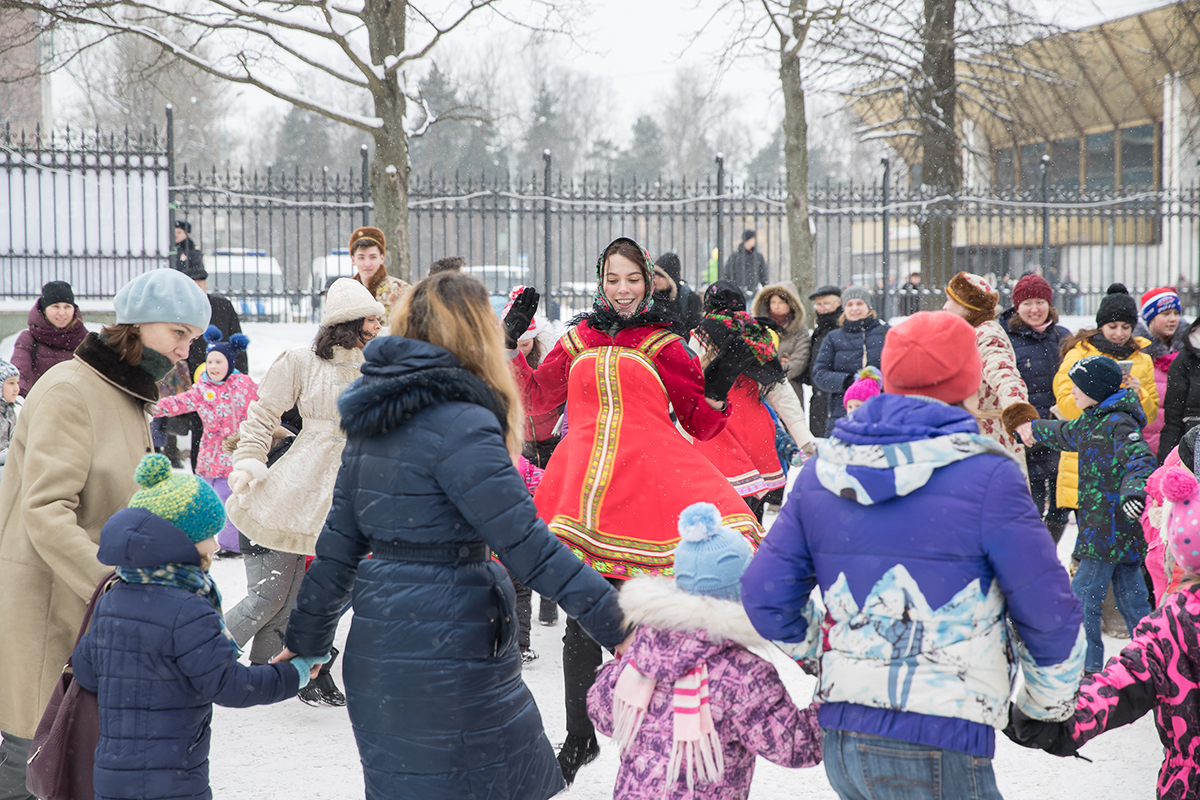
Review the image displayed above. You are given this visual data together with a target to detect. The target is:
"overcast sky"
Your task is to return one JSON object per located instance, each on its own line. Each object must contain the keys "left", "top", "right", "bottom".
{"left": 51, "top": 0, "right": 1174, "bottom": 158}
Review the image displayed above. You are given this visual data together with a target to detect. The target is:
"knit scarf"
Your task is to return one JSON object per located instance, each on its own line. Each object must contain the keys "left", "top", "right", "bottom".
{"left": 612, "top": 657, "right": 724, "bottom": 793}
{"left": 115, "top": 563, "right": 241, "bottom": 653}
{"left": 1088, "top": 332, "right": 1137, "bottom": 360}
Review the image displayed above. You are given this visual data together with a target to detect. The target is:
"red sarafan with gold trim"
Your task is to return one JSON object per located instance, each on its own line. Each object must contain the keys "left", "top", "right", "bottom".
{"left": 513, "top": 320, "right": 764, "bottom": 579}
{"left": 691, "top": 376, "right": 785, "bottom": 497}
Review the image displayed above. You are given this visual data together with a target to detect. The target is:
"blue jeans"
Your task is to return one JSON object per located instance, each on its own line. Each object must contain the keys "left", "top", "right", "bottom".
{"left": 1071, "top": 557, "right": 1152, "bottom": 672}
{"left": 823, "top": 730, "right": 1002, "bottom": 800}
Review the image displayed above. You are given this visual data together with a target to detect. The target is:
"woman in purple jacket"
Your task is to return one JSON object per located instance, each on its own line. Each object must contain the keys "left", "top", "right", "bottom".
{"left": 10, "top": 281, "right": 88, "bottom": 397}
{"left": 741, "top": 311, "right": 1085, "bottom": 800}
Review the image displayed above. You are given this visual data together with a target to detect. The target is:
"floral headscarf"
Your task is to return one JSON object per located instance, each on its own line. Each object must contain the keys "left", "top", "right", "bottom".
{"left": 592, "top": 237, "right": 657, "bottom": 317}
{"left": 697, "top": 280, "right": 786, "bottom": 386}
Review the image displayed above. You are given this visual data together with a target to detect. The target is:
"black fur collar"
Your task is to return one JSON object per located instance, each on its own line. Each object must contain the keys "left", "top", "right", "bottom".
{"left": 568, "top": 304, "right": 679, "bottom": 336}
{"left": 74, "top": 333, "right": 159, "bottom": 403}
{"left": 338, "top": 366, "right": 508, "bottom": 440}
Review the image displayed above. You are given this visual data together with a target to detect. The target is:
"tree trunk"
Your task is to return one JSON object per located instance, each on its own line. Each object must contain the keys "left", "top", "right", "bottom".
{"left": 363, "top": 0, "right": 412, "bottom": 282}
{"left": 918, "top": 0, "right": 959, "bottom": 307}
{"left": 781, "top": 10, "right": 816, "bottom": 306}
{"left": 371, "top": 104, "right": 411, "bottom": 282}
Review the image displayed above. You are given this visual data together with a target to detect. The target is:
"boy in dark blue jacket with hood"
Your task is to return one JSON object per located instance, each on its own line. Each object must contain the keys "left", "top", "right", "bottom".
{"left": 72, "top": 454, "right": 327, "bottom": 800}
{"left": 1016, "top": 354, "right": 1157, "bottom": 673}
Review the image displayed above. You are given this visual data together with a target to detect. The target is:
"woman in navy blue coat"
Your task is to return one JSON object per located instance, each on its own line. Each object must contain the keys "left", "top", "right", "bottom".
{"left": 810, "top": 286, "right": 888, "bottom": 430}
{"left": 1000, "top": 274, "right": 1072, "bottom": 542}
{"left": 282, "top": 273, "right": 627, "bottom": 800}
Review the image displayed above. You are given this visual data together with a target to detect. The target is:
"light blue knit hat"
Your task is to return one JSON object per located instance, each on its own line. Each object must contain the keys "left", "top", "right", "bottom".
{"left": 674, "top": 503, "right": 752, "bottom": 601}
{"left": 114, "top": 269, "right": 211, "bottom": 330}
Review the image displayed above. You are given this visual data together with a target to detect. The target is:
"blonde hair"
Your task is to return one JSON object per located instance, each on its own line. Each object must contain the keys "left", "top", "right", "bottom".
{"left": 392, "top": 273, "right": 525, "bottom": 455}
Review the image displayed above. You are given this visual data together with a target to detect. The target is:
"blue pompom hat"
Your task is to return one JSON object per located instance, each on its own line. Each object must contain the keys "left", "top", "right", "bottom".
{"left": 673, "top": 502, "right": 752, "bottom": 601}
{"left": 203, "top": 325, "right": 249, "bottom": 372}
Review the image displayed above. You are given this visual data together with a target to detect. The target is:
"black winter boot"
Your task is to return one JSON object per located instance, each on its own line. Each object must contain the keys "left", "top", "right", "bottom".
{"left": 538, "top": 596, "right": 558, "bottom": 626}
{"left": 298, "top": 646, "right": 346, "bottom": 707}
{"left": 557, "top": 733, "right": 600, "bottom": 786}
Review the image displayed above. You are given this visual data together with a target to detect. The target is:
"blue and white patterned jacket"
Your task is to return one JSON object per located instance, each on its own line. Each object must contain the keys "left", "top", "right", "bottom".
{"left": 741, "top": 393, "right": 1085, "bottom": 757}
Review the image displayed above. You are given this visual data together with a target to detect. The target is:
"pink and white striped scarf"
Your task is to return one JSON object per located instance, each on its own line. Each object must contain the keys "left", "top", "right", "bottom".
{"left": 612, "top": 657, "right": 725, "bottom": 793}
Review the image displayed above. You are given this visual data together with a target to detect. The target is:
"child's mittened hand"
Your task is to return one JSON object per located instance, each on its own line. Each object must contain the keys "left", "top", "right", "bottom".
{"left": 1121, "top": 496, "right": 1146, "bottom": 521}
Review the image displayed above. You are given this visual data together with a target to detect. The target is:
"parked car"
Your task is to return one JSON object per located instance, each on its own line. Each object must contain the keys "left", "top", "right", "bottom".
{"left": 206, "top": 250, "right": 305, "bottom": 322}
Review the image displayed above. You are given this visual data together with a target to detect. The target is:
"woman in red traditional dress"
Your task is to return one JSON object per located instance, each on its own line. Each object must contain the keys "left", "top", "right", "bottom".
{"left": 689, "top": 281, "right": 793, "bottom": 520}
{"left": 506, "top": 237, "right": 764, "bottom": 784}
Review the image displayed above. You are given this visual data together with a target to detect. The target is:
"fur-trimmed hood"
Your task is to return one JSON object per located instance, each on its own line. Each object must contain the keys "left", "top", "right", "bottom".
{"left": 74, "top": 332, "right": 159, "bottom": 403}
{"left": 337, "top": 336, "right": 506, "bottom": 440}
{"left": 619, "top": 575, "right": 768, "bottom": 657}
{"left": 751, "top": 283, "right": 806, "bottom": 335}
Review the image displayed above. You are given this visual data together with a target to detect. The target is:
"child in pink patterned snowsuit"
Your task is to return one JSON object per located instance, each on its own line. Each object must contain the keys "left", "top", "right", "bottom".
{"left": 154, "top": 326, "right": 257, "bottom": 552}
{"left": 1005, "top": 454, "right": 1200, "bottom": 800}
{"left": 588, "top": 503, "right": 821, "bottom": 800}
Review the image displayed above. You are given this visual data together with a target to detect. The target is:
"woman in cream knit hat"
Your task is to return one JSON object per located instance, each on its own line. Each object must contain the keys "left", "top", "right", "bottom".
{"left": 222, "top": 279, "right": 383, "bottom": 702}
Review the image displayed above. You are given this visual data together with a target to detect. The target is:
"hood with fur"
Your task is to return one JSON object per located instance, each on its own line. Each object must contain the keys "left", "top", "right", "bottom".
{"left": 617, "top": 575, "right": 768, "bottom": 682}
{"left": 751, "top": 283, "right": 806, "bottom": 335}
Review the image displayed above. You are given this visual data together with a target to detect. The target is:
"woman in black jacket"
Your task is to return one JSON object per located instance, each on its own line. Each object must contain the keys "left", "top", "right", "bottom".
{"left": 280, "top": 273, "right": 626, "bottom": 800}
{"left": 1159, "top": 316, "right": 1200, "bottom": 461}
{"left": 811, "top": 285, "right": 887, "bottom": 430}
{"left": 1001, "top": 274, "right": 1072, "bottom": 541}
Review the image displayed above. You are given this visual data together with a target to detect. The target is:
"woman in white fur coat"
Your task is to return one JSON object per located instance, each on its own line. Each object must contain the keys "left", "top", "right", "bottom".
{"left": 222, "top": 278, "right": 384, "bottom": 678}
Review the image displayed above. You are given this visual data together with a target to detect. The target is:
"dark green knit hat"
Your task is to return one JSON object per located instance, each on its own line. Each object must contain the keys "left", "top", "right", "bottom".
{"left": 128, "top": 454, "right": 226, "bottom": 543}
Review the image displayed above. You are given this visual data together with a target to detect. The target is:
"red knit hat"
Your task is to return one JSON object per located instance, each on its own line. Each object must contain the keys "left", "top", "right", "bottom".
{"left": 882, "top": 311, "right": 982, "bottom": 404}
{"left": 1140, "top": 286, "right": 1181, "bottom": 323}
{"left": 1012, "top": 274, "right": 1052, "bottom": 307}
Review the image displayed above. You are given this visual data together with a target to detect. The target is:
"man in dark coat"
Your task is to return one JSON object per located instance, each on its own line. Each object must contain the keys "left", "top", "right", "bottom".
{"left": 168, "top": 253, "right": 248, "bottom": 473}
{"left": 722, "top": 229, "right": 768, "bottom": 299}
{"left": 652, "top": 252, "right": 702, "bottom": 336}
{"left": 802, "top": 285, "right": 843, "bottom": 437}
{"left": 897, "top": 271, "right": 922, "bottom": 316}
{"left": 173, "top": 220, "right": 205, "bottom": 277}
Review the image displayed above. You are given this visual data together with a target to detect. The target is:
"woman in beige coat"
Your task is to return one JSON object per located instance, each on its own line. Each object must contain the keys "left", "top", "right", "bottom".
{"left": 222, "top": 278, "right": 383, "bottom": 703}
{"left": 752, "top": 282, "right": 810, "bottom": 408}
{"left": 0, "top": 269, "right": 210, "bottom": 798}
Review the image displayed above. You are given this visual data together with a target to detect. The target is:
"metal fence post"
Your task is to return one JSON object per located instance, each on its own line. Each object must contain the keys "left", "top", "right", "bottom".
{"left": 543, "top": 150, "right": 553, "bottom": 319}
{"left": 881, "top": 158, "right": 890, "bottom": 293}
{"left": 1041, "top": 153, "right": 1050, "bottom": 272}
{"left": 166, "top": 105, "right": 175, "bottom": 238}
{"left": 360, "top": 145, "right": 370, "bottom": 226}
{"left": 715, "top": 153, "right": 724, "bottom": 269}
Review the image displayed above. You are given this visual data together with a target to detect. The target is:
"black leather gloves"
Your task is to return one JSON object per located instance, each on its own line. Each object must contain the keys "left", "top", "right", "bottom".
{"left": 504, "top": 287, "right": 540, "bottom": 349}
{"left": 703, "top": 338, "right": 757, "bottom": 403}
{"left": 1002, "top": 703, "right": 1079, "bottom": 758}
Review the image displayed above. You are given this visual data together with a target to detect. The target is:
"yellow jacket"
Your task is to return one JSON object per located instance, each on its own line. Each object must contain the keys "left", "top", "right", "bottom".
{"left": 1053, "top": 336, "right": 1159, "bottom": 509}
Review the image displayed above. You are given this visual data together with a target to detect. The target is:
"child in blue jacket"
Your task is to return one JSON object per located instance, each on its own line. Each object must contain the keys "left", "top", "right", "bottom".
{"left": 72, "top": 454, "right": 327, "bottom": 800}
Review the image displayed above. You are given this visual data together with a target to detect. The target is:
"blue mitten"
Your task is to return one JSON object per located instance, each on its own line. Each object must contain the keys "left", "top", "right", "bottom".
{"left": 290, "top": 653, "right": 332, "bottom": 689}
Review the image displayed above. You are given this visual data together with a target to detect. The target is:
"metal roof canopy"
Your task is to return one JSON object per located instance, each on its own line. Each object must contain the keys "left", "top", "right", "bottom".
{"left": 851, "top": 1, "right": 1200, "bottom": 166}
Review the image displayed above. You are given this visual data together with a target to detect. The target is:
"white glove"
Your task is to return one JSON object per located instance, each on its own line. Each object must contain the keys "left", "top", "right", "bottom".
{"left": 228, "top": 459, "right": 269, "bottom": 496}
{"left": 227, "top": 470, "right": 254, "bottom": 496}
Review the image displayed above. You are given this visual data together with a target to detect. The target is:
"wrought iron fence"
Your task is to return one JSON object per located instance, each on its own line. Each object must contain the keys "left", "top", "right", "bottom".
{"left": 3, "top": 117, "right": 1199, "bottom": 323}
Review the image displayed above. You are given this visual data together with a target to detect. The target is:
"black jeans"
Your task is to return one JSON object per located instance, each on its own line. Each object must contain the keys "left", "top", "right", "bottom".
{"left": 1029, "top": 476, "right": 1070, "bottom": 526}
{"left": 563, "top": 576, "right": 623, "bottom": 738}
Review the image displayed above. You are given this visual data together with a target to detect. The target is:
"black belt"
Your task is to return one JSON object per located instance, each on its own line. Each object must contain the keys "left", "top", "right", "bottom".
{"left": 369, "top": 540, "right": 491, "bottom": 563}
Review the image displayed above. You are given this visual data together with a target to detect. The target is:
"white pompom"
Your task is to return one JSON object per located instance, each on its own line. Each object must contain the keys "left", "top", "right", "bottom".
{"left": 677, "top": 502, "right": 723, "bottom": 542}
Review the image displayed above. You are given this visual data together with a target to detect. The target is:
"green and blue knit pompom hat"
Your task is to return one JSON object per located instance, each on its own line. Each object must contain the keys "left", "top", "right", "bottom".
{"left": 128, "top": 454, "right": 226, "bottom": 543}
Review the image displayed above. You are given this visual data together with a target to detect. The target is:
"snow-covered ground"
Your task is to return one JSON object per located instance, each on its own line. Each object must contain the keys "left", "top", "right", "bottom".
{"left": 2, "top": 317, "right": 1165, "bottom": 797}
{"left": 204, "top": 516, "right": 1163, "bottom": 800}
